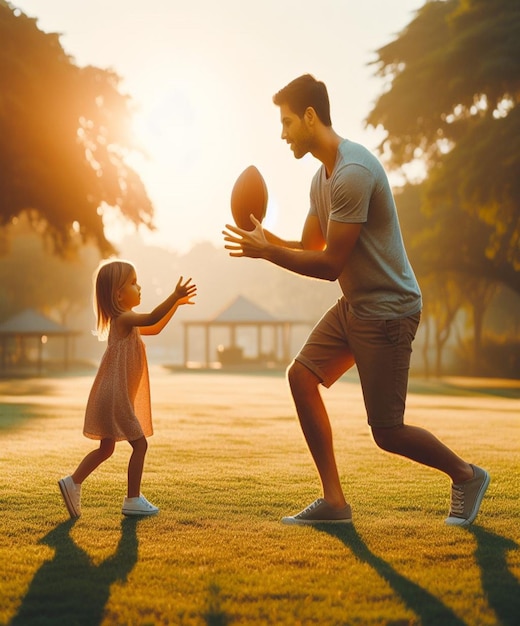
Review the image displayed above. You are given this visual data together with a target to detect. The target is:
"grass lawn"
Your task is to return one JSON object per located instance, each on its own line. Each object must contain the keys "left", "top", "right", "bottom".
{"left": 0, "top": 369, "right": 519, "bottom": 625}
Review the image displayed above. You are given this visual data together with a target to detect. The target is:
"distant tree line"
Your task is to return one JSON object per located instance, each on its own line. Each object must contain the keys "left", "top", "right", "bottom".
{"left": 1, "top": 220, "right": 518, "bottom": 377}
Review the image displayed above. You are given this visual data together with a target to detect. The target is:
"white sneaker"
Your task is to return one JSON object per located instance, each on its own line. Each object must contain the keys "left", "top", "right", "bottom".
{"left": 122, "top": 494, "right": 159, "bottom": 516}
{"left": 58, "top": 476, "right": 81, "bottom": 518}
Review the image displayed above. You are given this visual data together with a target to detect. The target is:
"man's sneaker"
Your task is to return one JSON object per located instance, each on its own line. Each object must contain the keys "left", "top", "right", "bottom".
{"left": 58, "top": 476, "right": 81, "bottom": 518}
{"left": 122, "top": 494, "right": 159, "bottom": 516}
{"left": 445, "top": 464, "right": 490, "bottom": 526}
{"left": 281, "top": 498, "right": 352, "bottom": 526}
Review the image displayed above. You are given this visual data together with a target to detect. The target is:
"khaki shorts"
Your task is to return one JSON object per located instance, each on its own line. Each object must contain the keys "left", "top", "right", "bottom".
{"left": 295, "top": 298, "right": 421, "bottom": 428}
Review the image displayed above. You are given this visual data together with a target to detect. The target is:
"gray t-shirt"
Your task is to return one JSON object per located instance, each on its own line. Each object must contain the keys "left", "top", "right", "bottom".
{"left": 309, "top": 139, "right": 422, "bottom": 319}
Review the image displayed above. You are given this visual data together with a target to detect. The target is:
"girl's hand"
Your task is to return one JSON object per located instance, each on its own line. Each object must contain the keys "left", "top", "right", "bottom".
{"left": 174, "top": 277, "right": 197, "bottom": 305}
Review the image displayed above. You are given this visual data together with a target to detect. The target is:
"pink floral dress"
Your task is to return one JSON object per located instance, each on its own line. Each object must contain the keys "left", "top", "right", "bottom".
{"left": 83, "top": 323, "right": 152, "bottom": 441}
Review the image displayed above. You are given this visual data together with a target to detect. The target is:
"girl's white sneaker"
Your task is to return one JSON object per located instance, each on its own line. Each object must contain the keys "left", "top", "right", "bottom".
{"left": 122, "top": 494, "right": 159, "bottom": 516}
{"left": 58, "top": 476, "right": 81, "bottom": 518}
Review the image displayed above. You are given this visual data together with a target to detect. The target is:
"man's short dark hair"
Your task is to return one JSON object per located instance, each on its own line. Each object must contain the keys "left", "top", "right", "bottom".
{"left": 273, "top": 74, "right": 332, "bottom": 126}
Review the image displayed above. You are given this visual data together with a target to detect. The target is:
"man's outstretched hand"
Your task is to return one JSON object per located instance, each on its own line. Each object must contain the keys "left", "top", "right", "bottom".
{"left": 223, "top": 215, "right": 268, "bottom": 258}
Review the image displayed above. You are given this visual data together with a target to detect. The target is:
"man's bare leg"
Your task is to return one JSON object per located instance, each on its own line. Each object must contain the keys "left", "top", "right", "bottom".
{"left": 371, "top": 425, "right": 473, "bottom": 484}
{"left": 287, "top": 361, "right": 347, "bottom": 508}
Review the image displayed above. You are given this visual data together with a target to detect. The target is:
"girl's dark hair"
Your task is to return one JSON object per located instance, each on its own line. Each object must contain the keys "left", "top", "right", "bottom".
{"left": 273, "top": 74, "right": 332, "bottom": 126}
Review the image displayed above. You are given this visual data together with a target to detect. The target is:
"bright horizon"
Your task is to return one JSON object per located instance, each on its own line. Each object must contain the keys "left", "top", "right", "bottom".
{"left": 14, "top": 0, "right": 424, "bottom": 254}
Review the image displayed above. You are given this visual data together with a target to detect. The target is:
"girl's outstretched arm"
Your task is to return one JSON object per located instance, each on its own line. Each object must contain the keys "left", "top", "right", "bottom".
{"left": 139, "top": 291, "right": 195, "bottom": 336}
{"left": 117, "top": 277, "right": 197, "bottom": 336}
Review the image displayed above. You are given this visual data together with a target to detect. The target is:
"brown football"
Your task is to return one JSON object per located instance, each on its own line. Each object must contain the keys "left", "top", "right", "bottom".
{"left": 230, "top": 165, "right": 268, "bottom": 230}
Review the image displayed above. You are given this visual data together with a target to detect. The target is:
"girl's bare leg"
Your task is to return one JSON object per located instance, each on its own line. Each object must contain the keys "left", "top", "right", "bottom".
{"left": 72, "top": 438, "right": 115, "bottom": 484}
{"left": 127, "top": 436, "right": 148, "bottom": 498}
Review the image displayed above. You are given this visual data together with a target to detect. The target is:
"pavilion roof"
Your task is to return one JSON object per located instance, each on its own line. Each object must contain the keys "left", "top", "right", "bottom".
{"left": 211, "top": 295, "right": 278, "bottom": 323}
{"left": 0, "top": 309, "right": 73, "bottom": 335}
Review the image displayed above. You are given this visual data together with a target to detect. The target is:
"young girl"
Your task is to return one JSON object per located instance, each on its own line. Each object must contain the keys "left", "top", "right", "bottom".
{"left": 58, "top": 259, "right": 196, "bottom": 518}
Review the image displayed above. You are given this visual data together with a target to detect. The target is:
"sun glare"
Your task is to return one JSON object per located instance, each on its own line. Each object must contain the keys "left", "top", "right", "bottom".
{"left": 130, "top": 86, "right": 198, "bottom": 174}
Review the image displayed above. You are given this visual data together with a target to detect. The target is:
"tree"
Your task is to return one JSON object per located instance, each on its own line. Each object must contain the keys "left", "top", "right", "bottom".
{"left": 0, "top": 1, "right": 154, "bottom": 255}
{"left": 0, "top": 214, "right": 100, "bottom": 325}
{"left": 396, "top": 183, "right": 504, "bottom": 374}
{"left": 367, "top": 0, "right": 520, "bottom": 292}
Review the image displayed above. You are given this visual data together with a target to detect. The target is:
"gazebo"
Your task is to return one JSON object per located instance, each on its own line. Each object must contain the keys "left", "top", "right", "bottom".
{"left": 0, "top": 309, "right": 80, "bottom": 374}
{"left": 182, "top": 295, "right": 303, "bottom": 369}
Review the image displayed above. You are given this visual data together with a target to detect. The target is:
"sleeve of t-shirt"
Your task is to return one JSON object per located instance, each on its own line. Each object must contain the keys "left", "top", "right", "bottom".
{"left": 330, "top": 164, "right": 374, "bottom": 224}
{"left": 308, "top": 170, "right": 320, "bottom": 217}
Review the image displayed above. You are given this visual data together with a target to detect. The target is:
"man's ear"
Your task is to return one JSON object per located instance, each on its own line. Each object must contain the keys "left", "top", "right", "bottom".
{"left": 304, "top": 106, "right": 317, "bottom": 126}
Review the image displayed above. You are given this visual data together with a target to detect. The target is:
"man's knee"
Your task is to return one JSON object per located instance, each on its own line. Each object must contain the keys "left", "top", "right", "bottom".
{"left": 371, "top": 425, "right": 404, "bottom": 452}
{"left": 287, "top": 360, "right": 319, "bottom": 394}
{"left": 286, "top": 360, "right": 298, "bottom": 386}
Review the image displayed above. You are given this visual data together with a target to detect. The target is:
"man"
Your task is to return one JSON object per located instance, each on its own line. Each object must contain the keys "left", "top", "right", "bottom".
{"left": 223, "top": 74, "right": 489, "bottom": 526}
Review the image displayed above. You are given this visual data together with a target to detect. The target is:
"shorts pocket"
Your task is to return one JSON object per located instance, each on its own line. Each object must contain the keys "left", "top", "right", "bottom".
{"left": 383, "top": 319, "right": 401, "bottom": 344}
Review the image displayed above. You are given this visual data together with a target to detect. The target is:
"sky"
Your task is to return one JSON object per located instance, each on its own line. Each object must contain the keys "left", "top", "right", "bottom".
{"left": 13, "top": 0, "right": 425, "bottom": 254}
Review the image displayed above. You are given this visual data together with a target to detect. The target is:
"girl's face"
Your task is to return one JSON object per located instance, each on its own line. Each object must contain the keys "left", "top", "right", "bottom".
{"left": 117, "top": 269, "right": 141, "bottom": 310}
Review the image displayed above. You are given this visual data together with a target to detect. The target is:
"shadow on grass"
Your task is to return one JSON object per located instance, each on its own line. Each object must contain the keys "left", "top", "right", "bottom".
{"left": 407, "top": 378, "right": 520, "bottom": 399}
{"left": 0, "top": 404, "right": 44, "bottom": 432}
{"left": 10, "top": 517, "right": 140, "bottom": 626}
{"left": 0, "top": 379, "right": 57, "bottom": 395}
{"left": 469, "top": 526, "right": 520, "bottom": 626}
{"left": 203, "top": 582, "right": 230, "bottom": 626}
{"left": 314, "top": 523, "right": 466, "bottom": 626}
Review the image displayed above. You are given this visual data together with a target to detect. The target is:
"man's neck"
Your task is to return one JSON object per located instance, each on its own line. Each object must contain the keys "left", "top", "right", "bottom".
{"left": 312, "top": 129, "right": 344, "bottom": 177}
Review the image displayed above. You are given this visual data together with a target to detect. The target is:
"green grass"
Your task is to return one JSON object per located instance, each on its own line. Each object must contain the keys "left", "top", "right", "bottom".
{"left": 0, "top": 370, "right": 519, "bottom": 625}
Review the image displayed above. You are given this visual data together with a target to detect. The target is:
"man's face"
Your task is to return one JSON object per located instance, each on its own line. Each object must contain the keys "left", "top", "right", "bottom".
{"left": 279, "top": 103, "right": 312, "bottom": 159}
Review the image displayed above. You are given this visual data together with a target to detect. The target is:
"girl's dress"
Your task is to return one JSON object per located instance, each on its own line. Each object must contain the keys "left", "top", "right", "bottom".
{"left": 83, "top": 323, "right": 153, "bottom": 441}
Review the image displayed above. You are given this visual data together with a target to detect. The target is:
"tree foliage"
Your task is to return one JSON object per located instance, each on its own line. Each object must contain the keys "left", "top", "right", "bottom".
{"left": 0, "top": 214, "right": 100, "bottom": 325}
{"left": 396, "top": 182, "right": 515, "bottom": 375}
{"left": 0, "top": 1, "right": 154, "bottom": 255}
{"left": 367, "top": 0, "right": 520, "bottom": 290}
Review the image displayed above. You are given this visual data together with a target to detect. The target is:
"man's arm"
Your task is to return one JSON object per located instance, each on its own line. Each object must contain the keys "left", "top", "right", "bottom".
{"left": 223, "top": 215, "right": 361, "bottom": 282}
{"left": 263, "top": 229, "right": 302, "bottom": 249}
{"left": 263, "top": 214, "right": 325, "bottom": 251}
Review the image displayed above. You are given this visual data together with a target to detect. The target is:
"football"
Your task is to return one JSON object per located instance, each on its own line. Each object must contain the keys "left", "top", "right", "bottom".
{"left": 230, "top": 165, "right": 268, "bottom": 230}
